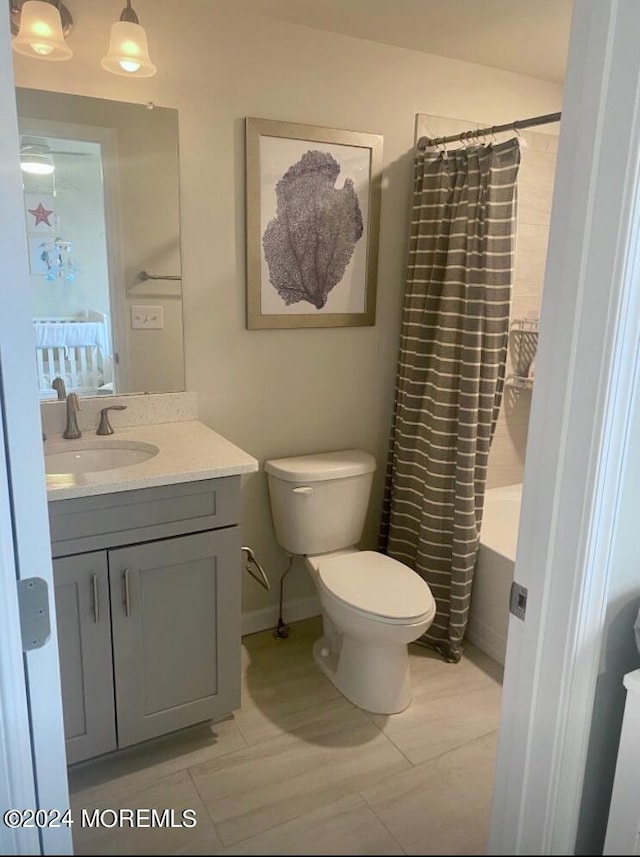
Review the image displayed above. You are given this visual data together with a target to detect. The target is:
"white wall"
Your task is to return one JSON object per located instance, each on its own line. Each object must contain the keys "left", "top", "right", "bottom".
{"left": 12, "top": 0, "right": 563, "bottom": 624}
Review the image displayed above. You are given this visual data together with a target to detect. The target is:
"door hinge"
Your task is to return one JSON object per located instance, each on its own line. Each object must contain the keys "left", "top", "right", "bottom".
{"left": 510, "top": 581, "right": 528, "bottom": 621}
{"left": 18, "top": 577, "right": 51, "bottom": 651}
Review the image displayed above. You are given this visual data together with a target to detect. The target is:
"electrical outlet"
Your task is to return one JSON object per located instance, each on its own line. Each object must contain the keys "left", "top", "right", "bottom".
{"left": 131, "top": 306, "right": 163, "bottom": 330}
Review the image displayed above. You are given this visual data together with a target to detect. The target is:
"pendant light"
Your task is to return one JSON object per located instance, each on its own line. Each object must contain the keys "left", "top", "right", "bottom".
{"left": 101, "top": 0, "right": 157, "bottom": 78}
{"left": 11, "top": 0, "right": 73, "bottom": 61}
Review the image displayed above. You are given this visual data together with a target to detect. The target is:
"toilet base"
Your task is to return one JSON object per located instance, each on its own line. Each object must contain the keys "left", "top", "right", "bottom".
{"left": 313, "top": 634, "right": 412, "bottom": 715}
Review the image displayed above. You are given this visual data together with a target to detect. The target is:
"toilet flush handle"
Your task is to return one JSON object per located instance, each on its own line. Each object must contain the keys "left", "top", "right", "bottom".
{"left": 292, "top": 486, "right": 313, "bottom": 495}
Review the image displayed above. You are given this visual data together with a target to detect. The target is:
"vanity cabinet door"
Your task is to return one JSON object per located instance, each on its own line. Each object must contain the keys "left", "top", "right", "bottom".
{"left": 53, "top": 552, "right": 117, "bottom": 764}
{"left": 108, "top": 527, "right": 241, "bottom": 749}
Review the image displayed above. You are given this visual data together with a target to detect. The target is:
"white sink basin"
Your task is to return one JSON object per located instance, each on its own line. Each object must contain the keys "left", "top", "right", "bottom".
{"left": 45, "top": 440, "right": 159, "bottom": 475}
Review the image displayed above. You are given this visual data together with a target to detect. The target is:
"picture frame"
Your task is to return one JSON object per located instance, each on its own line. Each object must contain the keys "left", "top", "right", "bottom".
{"left": 245, "top": 118, "right": 383, "bottom": 329}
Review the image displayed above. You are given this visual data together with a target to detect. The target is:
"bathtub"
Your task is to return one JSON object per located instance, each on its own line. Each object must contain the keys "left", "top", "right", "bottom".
{"left": 466, "top": 483, "right": 523, "bottom": 665}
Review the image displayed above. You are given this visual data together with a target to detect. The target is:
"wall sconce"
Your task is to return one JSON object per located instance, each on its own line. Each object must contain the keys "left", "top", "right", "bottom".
{"left": 10, "top": 0, "right": 73, "bottom": 61}
{"left": 10, "top": 0, "right": 157, "bottom": 78}
{"left": 101, "top": 1, "right": 156, "bottom": 78}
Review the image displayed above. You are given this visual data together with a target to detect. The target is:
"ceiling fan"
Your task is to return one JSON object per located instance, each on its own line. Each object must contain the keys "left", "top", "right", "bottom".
{"left": 20, "top": 136, "right": 95, "bottom": 174}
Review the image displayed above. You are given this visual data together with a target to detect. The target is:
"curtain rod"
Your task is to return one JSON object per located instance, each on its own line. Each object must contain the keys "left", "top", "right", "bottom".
{"left": 417, "top": 111, "right": 562, "bottom": 150}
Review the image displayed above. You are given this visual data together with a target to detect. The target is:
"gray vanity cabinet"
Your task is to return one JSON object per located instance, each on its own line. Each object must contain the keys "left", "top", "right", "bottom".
{"left": 52, "top": 552, "right": 117, "bottom": 764}
{"left": 49, "top": 477, "right": 242, "bottom": 764}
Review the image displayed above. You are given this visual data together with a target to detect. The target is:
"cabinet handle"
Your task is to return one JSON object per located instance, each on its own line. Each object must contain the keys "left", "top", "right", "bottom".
{"left": 92, "top": 573, "right": 99, "bottom": 624}
{"left": 123, "top": 569, "right": 131, "bottom": 617}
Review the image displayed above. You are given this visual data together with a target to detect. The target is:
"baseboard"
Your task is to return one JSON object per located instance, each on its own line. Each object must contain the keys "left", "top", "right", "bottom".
{"left": 241, "top": 595, "right": 321, "bottom": 637}
{"left": 466, "top": 615, "right": 507, "bottom": 666}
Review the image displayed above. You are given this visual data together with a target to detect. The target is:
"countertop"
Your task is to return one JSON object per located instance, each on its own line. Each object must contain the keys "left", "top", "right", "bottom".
{"left": 45, "top": 420, "right": 258, "bottom": 501}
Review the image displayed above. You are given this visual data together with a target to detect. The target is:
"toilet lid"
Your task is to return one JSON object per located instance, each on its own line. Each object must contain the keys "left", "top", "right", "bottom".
{"left": 317, "top": 551, "right": 435, "bottom": 622}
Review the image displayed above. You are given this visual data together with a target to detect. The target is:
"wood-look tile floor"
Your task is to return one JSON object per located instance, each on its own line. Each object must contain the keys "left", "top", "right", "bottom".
{"left": 68, "top": 617, "right": 503, "bottom": 856}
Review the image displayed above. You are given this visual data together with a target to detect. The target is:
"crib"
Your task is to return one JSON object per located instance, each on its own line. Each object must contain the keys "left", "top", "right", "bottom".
{"left": 33, "top": 311, "right": 113, "bottom": 397}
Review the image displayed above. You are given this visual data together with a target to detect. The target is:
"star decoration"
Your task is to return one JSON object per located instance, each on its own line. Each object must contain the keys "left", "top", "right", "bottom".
{"left": 28, "top": 202, "right": 54, "bottom": 227}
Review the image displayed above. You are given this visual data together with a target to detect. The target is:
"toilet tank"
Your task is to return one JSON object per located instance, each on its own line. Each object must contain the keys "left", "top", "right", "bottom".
{"left": 264, "top": 449, "right": 377, "bottom": 556}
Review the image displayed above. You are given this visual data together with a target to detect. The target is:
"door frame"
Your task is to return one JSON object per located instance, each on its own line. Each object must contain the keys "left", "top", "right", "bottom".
{"left": 490, "top": 0, "right": 640, "bottom": 852}
{"left": 0, "top": 9, "right": 72, "bottom": 855}
{"left": 0, "top": 401, "right": 40, "bottom": 856}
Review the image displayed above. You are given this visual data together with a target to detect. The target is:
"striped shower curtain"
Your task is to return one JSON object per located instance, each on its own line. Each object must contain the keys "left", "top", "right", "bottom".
{"left": 380, "top": 138, "right": 521, "bottom": 663}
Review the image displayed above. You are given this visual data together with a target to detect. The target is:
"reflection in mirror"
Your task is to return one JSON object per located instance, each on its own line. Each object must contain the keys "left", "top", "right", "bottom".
{"left": 15, "top": 88, "right": 185, "bottom": 399}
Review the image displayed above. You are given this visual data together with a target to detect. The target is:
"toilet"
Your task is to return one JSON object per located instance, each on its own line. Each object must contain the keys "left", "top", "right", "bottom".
{"left": 265, "top": 449, "right": 436, "bottom": 714}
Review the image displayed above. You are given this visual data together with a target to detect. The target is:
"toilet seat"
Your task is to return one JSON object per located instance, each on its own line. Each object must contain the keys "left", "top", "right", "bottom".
{"left": 316, "top": 550, "right": 435, "bottom": 625}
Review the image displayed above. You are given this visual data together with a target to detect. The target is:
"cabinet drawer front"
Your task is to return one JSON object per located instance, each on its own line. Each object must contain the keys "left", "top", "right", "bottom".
{"left": 49, "top": 477, "right": 239, "bottom": 556}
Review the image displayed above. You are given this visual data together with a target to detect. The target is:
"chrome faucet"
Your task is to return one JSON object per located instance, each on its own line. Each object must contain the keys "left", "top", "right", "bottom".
{"left": 96, "top": 405, "right": 127, "bottom": 435}
{"left": 51, "top": 377, "right": 67, "bottom": 400}
{"left": 63, "top": 393, "right": 82, "bottom": 440}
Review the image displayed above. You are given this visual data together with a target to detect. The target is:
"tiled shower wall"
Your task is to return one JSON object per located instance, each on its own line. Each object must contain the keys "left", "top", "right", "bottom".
{"left": 415, "top": 115, "right": 559, "bottom": 488}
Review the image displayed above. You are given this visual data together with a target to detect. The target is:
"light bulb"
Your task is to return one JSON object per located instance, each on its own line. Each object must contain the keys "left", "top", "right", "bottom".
{"left": 31, "top": 42, "right": 55, "bottom": 55}
{"left": 119, "top": 59, "right": 141, "bottom": 72}
{"left": 21, "top": 162, "right": 55, "bottom": 175}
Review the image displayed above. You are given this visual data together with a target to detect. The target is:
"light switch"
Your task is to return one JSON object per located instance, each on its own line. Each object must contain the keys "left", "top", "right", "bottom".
{"left": 131, "top": 306, "right": 164, "bottom": 329}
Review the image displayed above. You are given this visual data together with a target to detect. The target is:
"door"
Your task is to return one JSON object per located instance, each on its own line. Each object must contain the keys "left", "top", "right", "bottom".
{"left": 53, "top": 552, "right": 116, "bottom": 763}
{"left": 109, "top": 528, "right": 241, "bottom": 748}
{"left": 18, "top": 115, "right": 129, "bottom": 395}
{"left": 490, "top": 1, "right": 640, "bottom": 853}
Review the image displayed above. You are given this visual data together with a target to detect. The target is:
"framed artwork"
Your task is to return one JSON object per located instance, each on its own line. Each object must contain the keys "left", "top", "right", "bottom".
{"left": 245, "top": 118, "right": 383, "bottom": 329}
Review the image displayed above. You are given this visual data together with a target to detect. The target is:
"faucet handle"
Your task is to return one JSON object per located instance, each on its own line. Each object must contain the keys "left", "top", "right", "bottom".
{"left": 51, "top": 377, "right": 67, "bottom": 400}
{"left": 96, "top": 405, "right": 127, "bottom": 436}
{"left": 63, "top": 394, "right": 82, "bottom": 440}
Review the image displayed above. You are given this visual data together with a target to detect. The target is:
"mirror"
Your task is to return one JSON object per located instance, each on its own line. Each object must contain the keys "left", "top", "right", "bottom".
{"left": 15, "top": 88, "right": 185, "bottom": 399}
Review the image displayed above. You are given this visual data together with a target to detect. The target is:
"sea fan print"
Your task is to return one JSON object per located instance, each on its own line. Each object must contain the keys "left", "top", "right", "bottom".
{"left": 263, "top": 150, "right": 364, "bottom": 309}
